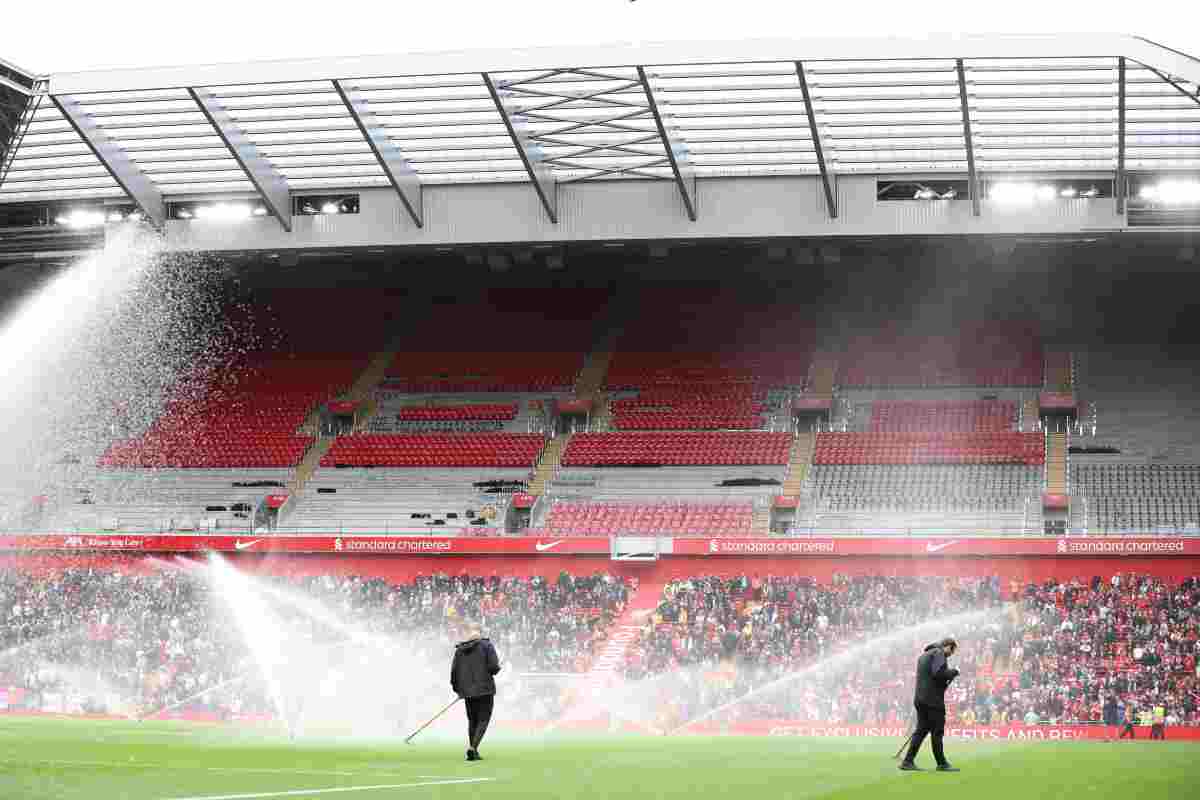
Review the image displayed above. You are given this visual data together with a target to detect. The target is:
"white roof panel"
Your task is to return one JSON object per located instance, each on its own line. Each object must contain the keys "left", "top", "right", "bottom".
{"left": 1, "top": 34, "right": 1198, "bottom": 211}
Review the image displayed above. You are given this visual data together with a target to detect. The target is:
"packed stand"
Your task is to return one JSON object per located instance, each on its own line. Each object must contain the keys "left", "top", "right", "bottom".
{"left": 624, "top": 573, "right": 1200, "bottom": 729}
{"left": 0, "top": 558, "right": 631, "bottom": 721}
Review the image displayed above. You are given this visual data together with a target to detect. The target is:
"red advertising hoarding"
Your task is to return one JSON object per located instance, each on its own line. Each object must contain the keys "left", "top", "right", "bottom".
{"left": 0, "top": 534, "right": 1197, "bottom": 557}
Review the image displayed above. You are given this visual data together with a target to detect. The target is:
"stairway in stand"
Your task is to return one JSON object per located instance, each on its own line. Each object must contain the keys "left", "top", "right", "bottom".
{"left": 287, "top": 340, "right": 404, "bottom": 519}
{"left": 295, "top": 341, "right": 403, "bottom": 435}
{"left": 1046, "top": 432, "right": 1068, "bottom": 495}
{"left": 782, "top": 432, "right": 815, "bottom": 496}
{"left": 751, "top": 505, "right": 771, "bottom": 533}
{"left": 1021, "top": 397, "right": 1040, "bottom": 432}
{"left": 572, "top": 578, "right": 664, "bottom": 728}
{"left": 574, "top": 348, "right": 614, "bottom": 430}
{"left": 807, "top": 357, "right": 839, "bottom": 396}
{"left": 280, "top": 438, "right": 336, "bottom": 524}
{"left": 1045, "top": 351, "right": 1074, "bottom": 393}
{"left": 528, "top": 434, "right": 569, "bottom": 496}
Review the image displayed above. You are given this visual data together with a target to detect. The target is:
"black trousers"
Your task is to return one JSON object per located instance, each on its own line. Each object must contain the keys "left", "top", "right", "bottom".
{"left": 904, "top": 703, "right": 948, "bottom": 766}
{"left": 464, "top": 694, "right": 494, "bottom": 750}
{"left": 1150, "top": 723, "right": 1165, "bottom": 740}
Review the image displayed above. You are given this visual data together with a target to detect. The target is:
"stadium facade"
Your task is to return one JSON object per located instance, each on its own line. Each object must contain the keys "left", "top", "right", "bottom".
{"left": 1, "top": 36, "right": 1199, "bottom": 760}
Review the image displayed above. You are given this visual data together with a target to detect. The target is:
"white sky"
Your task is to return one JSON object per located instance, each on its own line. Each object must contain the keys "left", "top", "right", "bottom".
{"left": 2, "top": 0, "right": 1198, "bottom": 76}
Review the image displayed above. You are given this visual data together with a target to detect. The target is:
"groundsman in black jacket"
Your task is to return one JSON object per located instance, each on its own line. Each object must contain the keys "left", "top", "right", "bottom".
{"left": 900, "top": 637, "right": 960, "bottom": 772}
{"left": 451, "top": 622, "right": 501, "bottom": 761}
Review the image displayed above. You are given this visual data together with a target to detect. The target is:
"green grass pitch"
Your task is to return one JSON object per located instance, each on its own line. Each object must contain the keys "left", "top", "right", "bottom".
{"left": 0, "top": 717, "right": 1196, "bottom": 800}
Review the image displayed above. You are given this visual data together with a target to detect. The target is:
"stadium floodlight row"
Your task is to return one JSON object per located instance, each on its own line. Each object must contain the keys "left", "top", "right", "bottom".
{"left": 1, "top": 34, "right": 1199, "bottom": 248}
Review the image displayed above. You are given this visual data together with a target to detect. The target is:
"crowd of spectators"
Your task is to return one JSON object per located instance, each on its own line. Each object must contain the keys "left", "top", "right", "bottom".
{"left": 625, "top": 573, "right": 1200, "bottom": 729}
{"left": 2, "top": 559, "right": 1197, "bottom": 732}
{"left": 0, "top": 558, "right": 630, "bottom": 721}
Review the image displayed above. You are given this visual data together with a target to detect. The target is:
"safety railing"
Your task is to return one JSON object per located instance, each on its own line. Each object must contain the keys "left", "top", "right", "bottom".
{"left": 6, "top": 522, "right": 1200, "bottom": 538}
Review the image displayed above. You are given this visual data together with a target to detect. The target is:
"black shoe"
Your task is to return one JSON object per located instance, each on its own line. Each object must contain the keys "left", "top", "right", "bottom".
{"left": 466, "top": 749, "right": 478, "bottom": 762}
{"left": 899, "top": 762, "right": 922, "bottom": 771}
{"left": 936, "top": 764, "right": 960, "bottom": 772}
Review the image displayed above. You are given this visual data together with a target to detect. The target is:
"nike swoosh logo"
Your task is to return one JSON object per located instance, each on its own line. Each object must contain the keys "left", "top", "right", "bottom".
{"left": 535, "top": 540, "right": 564, "bottom": 552}
{"left": 926, "top": 541, "right": 959, "bottom": 553}
{"left": 234, "top": 539, "right": 261, "bottom": 551}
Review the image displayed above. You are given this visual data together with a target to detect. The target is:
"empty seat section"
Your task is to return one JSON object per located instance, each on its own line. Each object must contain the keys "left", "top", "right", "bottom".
{"left": 45, "top": 468, "right": 290, "bottom": 532}
{"left": 604, "top": 287, "right": 816, "bottom": 391}
{"left": 367, "top": 402, "right": 521, "bottom": 433}
{"left": 381, "top": 289, "right": 606, "bottom": 392}
{"left": 1072, "top": 464, "right": 1200, "bottom": 532}
{"left": 320, "top": 433, "right": 544, "bottom": 468}
{"left": 287, "top": 467, "right": 529, "bottom": 532}
{"left": 869, "top": 400, "right": 1016, "bottom": 432}
{"left": 611, "top": 387, "right": 767, "bottom": 430}
{"left": 98, "top": 288, "right": 394, "bottom": 468}
{"left": 562, "top": 432, "right": 791, "bottom": 467}
{"left": 814, "top": 432, "right": 1044, "bottom": 465}
{"left": 840, "top": 322, "right": 1043, "bottom": 387}
{"left": 397, "top": 403, "right": 517, "bottom": 422}
{"left": 545, "top": 501, "right": 754, "bottom": 535}
{"left": 810, "top": 464, "right": 1041, "bottom": 513}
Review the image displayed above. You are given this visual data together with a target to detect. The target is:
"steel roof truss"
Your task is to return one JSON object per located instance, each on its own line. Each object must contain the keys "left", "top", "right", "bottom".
{"left": 48, "top": 94, "right": 166, "bottom": 228}
{"left": 955, "top": 60, "right": 981, "bottom": 216}
{"left": 187, "top": 87, "right": 292, "bottom": 231}
{"left": 482, "top": 72, "right": 557, "bottom": 223}
{"left": 637, "top": 66, "right": 697, "bottom": 221}
{"left": 332, "top": 79, "right": 422, "bottom": 228}
{"left": 796, "top": 61, "right": 837, "bottom": 219}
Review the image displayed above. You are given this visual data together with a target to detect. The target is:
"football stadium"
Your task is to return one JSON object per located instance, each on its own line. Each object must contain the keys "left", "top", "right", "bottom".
{"left": 1, "top": 29, "right": 1199, "bottom": 800}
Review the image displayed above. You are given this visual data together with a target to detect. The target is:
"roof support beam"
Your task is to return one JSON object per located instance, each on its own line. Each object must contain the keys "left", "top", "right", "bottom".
{"left": 1139, "top": 63, "right": 1200, "bottom": 110}
{"left": 796, "top": 61, "right": 836, "bottom": 219}
{"left": 49, "top": 94, "right": 167, "bottom": 230}
{"left": 1117, "top": 57, "right": 1128, "bottom": 217}
{"left": 955, "top": 59, "right": 981, "bottom": 217}
{"left": 482, "top": 72, "right": 557, "bottom": 223}
{"left": 633, "top": 65, "right": 700, "bottom": 220}
{"left": 636, "top": 66, "right": 698, "bottom": 221}
{"left": 332, "top": 80, "right": 423, "bottom": 228}
{"left": 187, "top": 87, "right": 292, "bottom": 232}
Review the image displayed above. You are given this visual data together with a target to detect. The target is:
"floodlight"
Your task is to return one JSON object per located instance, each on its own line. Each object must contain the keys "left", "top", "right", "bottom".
{"left": 55, "top": 209, "right": 106, "bottom": 228}
{"left": 195, "top": 203, "right": 252, "bottom": 221}
{"left": 1143, "top": 181, "right": 1200, "bottom": 205}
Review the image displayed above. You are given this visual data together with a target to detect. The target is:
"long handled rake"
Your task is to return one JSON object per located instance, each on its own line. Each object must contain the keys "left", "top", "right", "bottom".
{"left": 404, "top": 696, "right": 462, "bottom": 745}
{"left": 893, "top": 729, "right": 915, "bottom": 760}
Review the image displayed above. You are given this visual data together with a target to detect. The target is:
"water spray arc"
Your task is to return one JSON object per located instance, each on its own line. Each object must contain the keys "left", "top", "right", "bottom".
{"left": 670, "top": 606, "right": 1007, "bottom": 735}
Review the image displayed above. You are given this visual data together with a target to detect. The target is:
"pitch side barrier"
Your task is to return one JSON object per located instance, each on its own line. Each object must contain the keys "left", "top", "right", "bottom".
{"left": 2, "top": 708, "right": 1195, "bottom": 740}
{"left": 2, "top": 533, "right": 1199, "bottom": 557}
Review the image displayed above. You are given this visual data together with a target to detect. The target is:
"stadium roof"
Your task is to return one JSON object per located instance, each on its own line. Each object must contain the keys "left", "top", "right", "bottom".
{"left": 0, "top": 33, "right": 1198, "bottom": 231}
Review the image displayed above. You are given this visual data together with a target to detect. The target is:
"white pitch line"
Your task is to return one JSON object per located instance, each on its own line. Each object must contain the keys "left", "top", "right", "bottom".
{"left": 164, "top": 777, "right": 495, "bottom": 800}
{"left": 0, "top": 758, "right": 465, "bottom": 779}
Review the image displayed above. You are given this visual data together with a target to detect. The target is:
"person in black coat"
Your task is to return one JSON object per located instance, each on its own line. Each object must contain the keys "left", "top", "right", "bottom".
{"left": 900, "top": 637, "right": 960, "bottom": 772}
{"left": 451, "top": 622, "right": 501, "bottom": 762}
